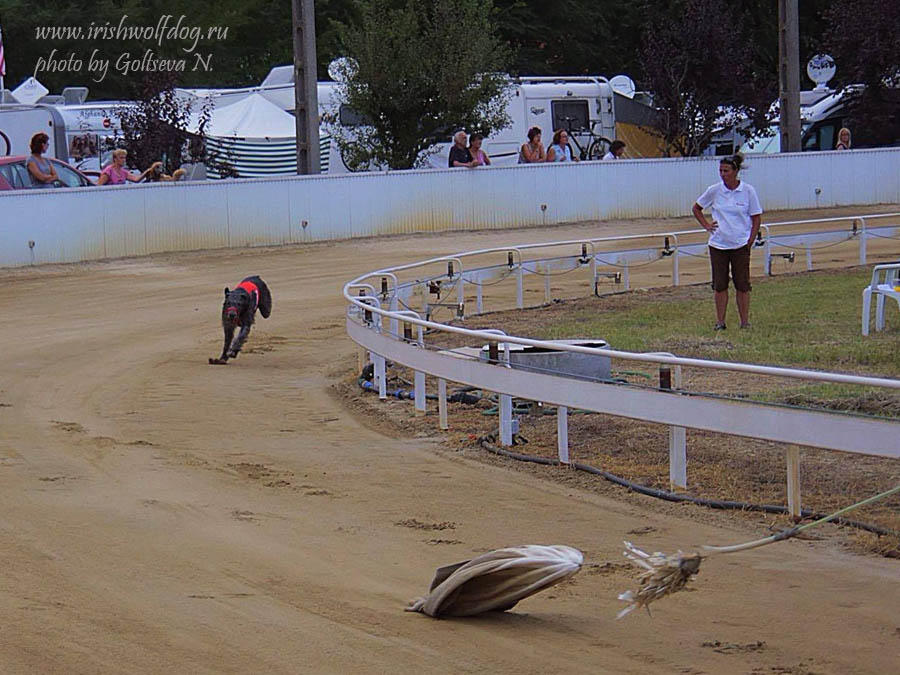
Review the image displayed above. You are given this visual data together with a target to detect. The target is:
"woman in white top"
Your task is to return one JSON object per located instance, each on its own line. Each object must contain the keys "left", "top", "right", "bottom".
{"left": 546, "top": 129, "right": 577, "bottom": 162}
{"left": 691, "top": 154, "right": 763, "bottom": 331}
{"left": 602, "top": 140, "right": 626, "bottom": 160}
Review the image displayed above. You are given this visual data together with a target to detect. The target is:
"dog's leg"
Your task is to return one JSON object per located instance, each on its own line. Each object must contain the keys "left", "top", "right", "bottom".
{"left": 219, "top": 322, "right": 236, "bottom": 361}
{"left": 227, "top": 324, "right": 252, "bottom": 359}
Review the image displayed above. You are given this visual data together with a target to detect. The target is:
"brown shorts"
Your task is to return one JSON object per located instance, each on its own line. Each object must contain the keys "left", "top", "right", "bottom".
{"left": 709, "top": 244, "right": 752, "bottom": 292}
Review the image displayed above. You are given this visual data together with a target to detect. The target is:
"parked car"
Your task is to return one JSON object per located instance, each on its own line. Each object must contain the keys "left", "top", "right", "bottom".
{"left": 0, "top": 155, "right": 95, "bottom": 190}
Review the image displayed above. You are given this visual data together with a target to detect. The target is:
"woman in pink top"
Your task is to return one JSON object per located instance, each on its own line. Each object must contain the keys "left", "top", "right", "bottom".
{"left": 97, "top": 149, "right": 161, "bottom": 185}
{"left": 468, "top": 133, "right": 491, "bottom": 166}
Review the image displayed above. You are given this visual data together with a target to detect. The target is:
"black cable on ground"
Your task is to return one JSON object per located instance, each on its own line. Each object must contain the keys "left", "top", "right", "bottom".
{"left": 478, "top": 436, "right": 897, "bottom": 538}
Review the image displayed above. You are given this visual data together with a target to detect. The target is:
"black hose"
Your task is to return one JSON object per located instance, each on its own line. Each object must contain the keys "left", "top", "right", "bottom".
{"left": 478, "top": 436, "right": 897, "bottom": 538}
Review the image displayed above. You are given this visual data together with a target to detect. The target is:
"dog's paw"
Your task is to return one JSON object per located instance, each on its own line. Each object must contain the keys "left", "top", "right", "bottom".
{"left": 208, "top": 357, "right": 228, "bottom": 365}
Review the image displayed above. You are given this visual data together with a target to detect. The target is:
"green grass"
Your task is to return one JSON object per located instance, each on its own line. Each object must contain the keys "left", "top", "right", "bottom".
{"left": 539, "top": 268, "right": 900, "bottom": 377}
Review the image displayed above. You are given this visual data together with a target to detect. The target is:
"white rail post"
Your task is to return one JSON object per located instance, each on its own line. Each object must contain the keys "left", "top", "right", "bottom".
{"left": 499, "top": 394, "right": 513, "bottom": 446}
{"left": 786, "top": 445, "right": 802, "bottom": 520}
{"left": 671, "top": 235, "right": 680, "bottom": 286}
{"left": 544, "top": 263, "right": 552, "bottom": 303}
{"left": 764, "top": 236, "right": 773, "bottom": 275}
{"left": 476, "top": 276, "right": 484, "bottom": 315}
{"left": 660, "top": 364, "right": 687, "bottom": 489}
{"left": 806, "top": 244, "right": 813, "bottom": 271}
{"left": 669, "top": 427, "right": 687, "bottom": 490}
{"left": 499, "top": 342, "right": 513, "bottom": 446}
{"left": 516, "top": 265, "right": 524, "bottom": 309}
{"left": 623, "top": 264, "right": 630, "bottom": 291}
{"left": 374, "top": 353, "right": 387, "bottom": 400}
{"left": 557, "top": 405, "right": 569, "bottom": 464}
{"left": 438, "top": 378, "right": 448, "bottom": 430}
{"left": 414, "top": 325, "right": 426, "bottom": 415}
{"left": 858, "top": 218, "right": 867, "bottom": 265}
{"left": 457, "top": 274, "right": 465, "bottom": 319}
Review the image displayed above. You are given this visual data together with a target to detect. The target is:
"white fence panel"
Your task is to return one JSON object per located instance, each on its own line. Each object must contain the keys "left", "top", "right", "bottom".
{"left": 2, "top": 148, "right": 899, "bottom": 267}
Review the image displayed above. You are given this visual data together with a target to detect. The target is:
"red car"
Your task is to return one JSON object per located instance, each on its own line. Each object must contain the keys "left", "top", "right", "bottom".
{"left": 0, "top": 155, "right": 95, "bottom": 190}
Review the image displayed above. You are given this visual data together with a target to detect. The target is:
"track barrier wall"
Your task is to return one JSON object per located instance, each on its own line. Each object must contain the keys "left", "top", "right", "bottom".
{"left": 2, "top": 148, "right": 900, "bottom": 267}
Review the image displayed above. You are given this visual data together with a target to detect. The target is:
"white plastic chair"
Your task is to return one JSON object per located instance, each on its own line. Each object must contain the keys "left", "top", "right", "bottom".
{"left": 861, "top": 263, "right": 900, "bottom": 335}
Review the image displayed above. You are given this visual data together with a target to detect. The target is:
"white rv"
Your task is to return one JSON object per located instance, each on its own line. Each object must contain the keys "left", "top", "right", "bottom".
{"left": 2, "top": 66, "right": 658, "bottom": 178}
{"left": 176, "top": 67, "right": 630, "bottom": 175}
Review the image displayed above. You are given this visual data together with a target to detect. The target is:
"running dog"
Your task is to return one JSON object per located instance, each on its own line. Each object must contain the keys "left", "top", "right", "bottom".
{"left": 208, "top": 276, "right": 272, "bottom": 365}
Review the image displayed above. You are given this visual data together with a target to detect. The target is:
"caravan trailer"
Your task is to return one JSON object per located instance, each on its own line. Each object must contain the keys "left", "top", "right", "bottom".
{"left": 177, "top": 67, "right": 661, "bottom": 175}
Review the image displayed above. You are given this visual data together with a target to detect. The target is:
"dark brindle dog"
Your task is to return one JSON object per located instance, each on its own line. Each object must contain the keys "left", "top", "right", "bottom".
{"left": 208, "top": 275, "right": 272, "bottom": 365}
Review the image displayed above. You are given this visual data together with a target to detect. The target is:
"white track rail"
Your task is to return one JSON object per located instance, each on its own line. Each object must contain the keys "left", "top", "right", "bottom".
{"left": 344, "top": 214, "right": 900, "bottom": 515}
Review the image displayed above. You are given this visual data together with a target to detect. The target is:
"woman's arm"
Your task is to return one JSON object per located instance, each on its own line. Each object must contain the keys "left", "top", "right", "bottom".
{"left": 482, "top": 150, "right": 491, "bottom": 166}
{"left": 747, "top": 214, "right": 761, "bottom": 246}
{"left": 546, "top": 146, "right": 556, "bottom": 162}
{"left": 27, "top": 160, "right": 56, "bottom": 184}
{"left": 97, "top": 171, "right": 109, "bottom": 186}
{"left": 692, "top": 202, "right": 717, "bottom": 232}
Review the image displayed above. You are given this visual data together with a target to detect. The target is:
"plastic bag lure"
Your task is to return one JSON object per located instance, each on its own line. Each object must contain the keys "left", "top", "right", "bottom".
{"left": 406, "top": 544, "right": 584, "bottom": 618}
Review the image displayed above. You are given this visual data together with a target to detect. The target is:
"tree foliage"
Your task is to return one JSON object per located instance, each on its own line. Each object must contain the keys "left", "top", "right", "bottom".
{"left": 823, "top": 0, "right": 900, "bottom": 147}
{"left": 639, "top": 0, "right": 777, "bottom": 156}
{"left": 328, "top": 0, "right": 512, "bottom": 170}
{"left": 112, "top": 71, "right": 212, "bottom": 173}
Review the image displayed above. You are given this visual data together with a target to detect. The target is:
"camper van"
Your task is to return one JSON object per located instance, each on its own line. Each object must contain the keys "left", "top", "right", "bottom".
{"left": 2, "top": 66, "right": 660, "bottom": 179}
{"left": 176, "top": 66, "right": 662, "bottom": 175}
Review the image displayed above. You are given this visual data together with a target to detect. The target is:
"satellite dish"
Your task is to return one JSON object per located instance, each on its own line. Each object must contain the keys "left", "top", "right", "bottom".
{"left": 610, "top": 75, "right": 636, "bottom": 99}
{"left": 327, "top": 57, "right": 359, "bottom": 83}
{"left": 807, "top": 54, "right": 836, "bottom": 90}
{"left": 12, "top": 77, "right": 49, "bottom": 105}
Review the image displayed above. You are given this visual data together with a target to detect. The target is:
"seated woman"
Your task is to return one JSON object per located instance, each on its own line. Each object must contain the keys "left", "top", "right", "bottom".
{"left": 468, "top": 133, "right": 491, "bottom": 166}
{"left": 546, "top": 130, "right": 577, "bottom": 162}
{"left": 26, "top": 132, "right": 59, "bottom": 188}
{"left": 602, "top": 140, "right": 627, "bottom": 160}
{"left": 97, "top": 149, "right": 162, "bottom": 185}
{"left": 835, "top": 128, "right": 851, "bottom": 151}
{"left": 518, "top": 126, "right": 546, "bottom": 163}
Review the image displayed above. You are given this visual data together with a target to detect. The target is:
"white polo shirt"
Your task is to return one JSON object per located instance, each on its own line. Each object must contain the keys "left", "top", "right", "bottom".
{"left": 696, "top": 181, "right": 763, "bottom": 250}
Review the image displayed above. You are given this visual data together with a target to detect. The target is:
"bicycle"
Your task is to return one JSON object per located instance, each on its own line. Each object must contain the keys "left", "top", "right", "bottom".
{"left": 559, "top": 117, "right": 612, "bottom": 161}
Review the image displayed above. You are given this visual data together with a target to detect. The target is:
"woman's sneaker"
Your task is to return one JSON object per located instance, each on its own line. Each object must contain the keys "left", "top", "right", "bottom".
{"left": 714, "top": 322, "right": 727, "bottom": 331}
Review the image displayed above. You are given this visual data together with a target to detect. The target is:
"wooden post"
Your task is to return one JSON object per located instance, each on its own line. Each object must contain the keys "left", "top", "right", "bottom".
{"left": 778, "top": 0, "right": 801, "bottom": 153}
{"left": 290, "top": 0, "right": 320, "bottom": 174}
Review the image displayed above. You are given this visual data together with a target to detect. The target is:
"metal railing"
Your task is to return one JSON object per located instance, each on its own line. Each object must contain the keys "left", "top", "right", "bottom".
{"left": 344, "top": 213, "right": 900, "bottom": 517}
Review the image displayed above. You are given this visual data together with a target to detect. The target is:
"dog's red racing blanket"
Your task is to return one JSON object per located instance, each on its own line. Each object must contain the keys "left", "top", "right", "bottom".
{"left": 236, "top": 279, "right": 260, "bottom": 306}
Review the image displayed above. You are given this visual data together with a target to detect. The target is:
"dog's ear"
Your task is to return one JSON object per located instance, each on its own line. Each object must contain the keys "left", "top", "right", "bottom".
{"left": 224, "top": 287, "right": 230, "bottom": 296}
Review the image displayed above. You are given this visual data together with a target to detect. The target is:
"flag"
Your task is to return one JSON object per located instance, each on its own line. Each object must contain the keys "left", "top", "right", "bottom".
{"left": 0, "top": 25, "right": 6, "bottom": 77}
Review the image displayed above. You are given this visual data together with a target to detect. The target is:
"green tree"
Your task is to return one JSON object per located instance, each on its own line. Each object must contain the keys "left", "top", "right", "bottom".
{"left": 328, "top": 0, "right": 512, "bottom": 170}
{"left": 639, "top": 0, "right": 777, "bottom": 156}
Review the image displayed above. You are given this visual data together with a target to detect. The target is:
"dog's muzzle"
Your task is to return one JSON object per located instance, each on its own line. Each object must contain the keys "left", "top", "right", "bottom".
{"left": 225, "top": 308, "right": 240, "bottom": 324}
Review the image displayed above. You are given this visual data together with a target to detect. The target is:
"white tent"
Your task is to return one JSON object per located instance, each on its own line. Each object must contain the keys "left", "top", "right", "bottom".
{"left": 196, "top": 92, "right": 297, "bottom": 140}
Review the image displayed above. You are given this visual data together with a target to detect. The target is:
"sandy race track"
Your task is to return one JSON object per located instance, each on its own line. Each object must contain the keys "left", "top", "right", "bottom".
{"left": 2, "top": 207, "right": 899, "bottom": 674}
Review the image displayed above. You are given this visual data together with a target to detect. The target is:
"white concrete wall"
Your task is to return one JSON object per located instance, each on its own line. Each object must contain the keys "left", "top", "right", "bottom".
{"left": 2, "top": 148, "right": 899, "bottom": 267}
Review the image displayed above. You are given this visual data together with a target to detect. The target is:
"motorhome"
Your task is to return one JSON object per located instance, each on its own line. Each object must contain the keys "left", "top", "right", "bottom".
{"left": 175, "top": 66, "right": 663, "bottom": 175}
{"left": 1, "top": 66, "right": 662, "bottom": 178}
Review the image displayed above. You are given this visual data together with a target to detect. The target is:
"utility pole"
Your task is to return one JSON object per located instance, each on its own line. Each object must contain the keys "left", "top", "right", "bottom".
{"left": 778, "top": 0, "right": 801, "bottom": 153}
{"left": 291, "top": 0, "right": 320, "bottom": 174}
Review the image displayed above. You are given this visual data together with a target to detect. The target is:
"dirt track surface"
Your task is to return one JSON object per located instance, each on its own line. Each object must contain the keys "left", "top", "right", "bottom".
{"left": 2, "top": 206, "right": 899, "bottom": 674}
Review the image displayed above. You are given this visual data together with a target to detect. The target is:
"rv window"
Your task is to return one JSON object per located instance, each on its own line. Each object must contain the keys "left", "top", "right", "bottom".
{"left": 339, "top": 105, "right": 370, "bottom": 127}
{"left": 551, "top": 100, "right": 590, "bottom": 132}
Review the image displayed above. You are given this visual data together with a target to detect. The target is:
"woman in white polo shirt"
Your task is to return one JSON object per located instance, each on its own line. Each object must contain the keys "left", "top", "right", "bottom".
{"left": 691, "top": 154, "right": 763, "bottom": 330}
